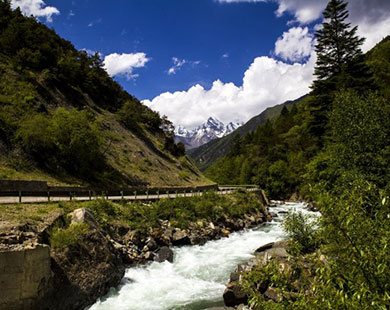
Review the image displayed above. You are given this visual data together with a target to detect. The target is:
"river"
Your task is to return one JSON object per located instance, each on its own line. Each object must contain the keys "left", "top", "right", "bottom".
{"left": 88, "top": 202, "right": 315, "bottom": 310}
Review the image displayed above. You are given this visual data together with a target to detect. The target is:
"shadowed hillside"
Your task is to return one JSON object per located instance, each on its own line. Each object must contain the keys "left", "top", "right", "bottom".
{"left": 0, "top": 1, "right": 210, "bottom": 187}
{"left": 188, "top": 96, "right": 305, "bottom": 171}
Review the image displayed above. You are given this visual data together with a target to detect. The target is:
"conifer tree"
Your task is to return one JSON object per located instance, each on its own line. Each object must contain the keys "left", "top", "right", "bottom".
{"left": 309, "top": 0, "right": 370, "bottom": 143}
{"left": 314, "top": 0, "right": 364, "bottom": 80}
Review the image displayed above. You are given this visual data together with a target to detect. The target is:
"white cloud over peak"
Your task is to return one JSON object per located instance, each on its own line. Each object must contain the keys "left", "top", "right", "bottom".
{"left": 275, "top": 26, "right": 314, "bottom": 61}
{"left": 11, "top": 0, "right": 59, "bottom": 22}
{"left": 103, "top": 53, "right": 149, "bottom": 80}
{"left": 144, "top": 52, "right": 316, "bottom": 129}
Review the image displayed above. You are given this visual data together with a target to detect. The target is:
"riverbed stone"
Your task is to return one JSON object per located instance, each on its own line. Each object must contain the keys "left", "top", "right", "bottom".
{"left": 155, "top": 246, "right": 174, "bottom": 263}
{"left": 172, "top": 229, "right": 190, "bottom": 245}
{"left": 223, "top": 282, "right": 248, "bottom": 307}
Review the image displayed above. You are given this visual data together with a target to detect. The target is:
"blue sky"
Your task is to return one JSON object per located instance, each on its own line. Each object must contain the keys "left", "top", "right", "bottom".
{"left": 49, "top": 0, "right": 291, "bottom": 99}
{"left": 10, "top": 0, "right": 390, "bottom": 128}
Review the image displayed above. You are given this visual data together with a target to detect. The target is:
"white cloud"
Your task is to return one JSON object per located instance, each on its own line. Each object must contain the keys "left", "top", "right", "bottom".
{"left": 218, "top": 0, "right": 390, "bottom": 52}
{"left": 168, "top": 57, "right": 187, "bottom": 75}
{"left": 144, "top": 52, "right": 316, "bottom": 129}
{"left": 103, "top": 53, "right": 149, "bottom": 80}
{"left": 222, "top": 53, "right": 229, "bottom": 58}
{"left": 167, "top": 57, "right": 200, "bottom": 75}
{"left": 275, "top": 26, "right": 313, "bottom": 62}
{"left": 11, "top": 0, "right": 59, "bottom": 22}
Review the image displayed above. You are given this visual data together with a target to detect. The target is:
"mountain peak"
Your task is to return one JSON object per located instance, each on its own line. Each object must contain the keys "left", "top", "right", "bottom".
{"left": 175, "top": 117, "right": 242, "bottom": 149}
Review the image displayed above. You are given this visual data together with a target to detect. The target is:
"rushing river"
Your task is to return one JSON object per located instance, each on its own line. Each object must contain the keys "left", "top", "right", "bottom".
{"left": 88, "top": 202, "right": 314, "bottom": 310}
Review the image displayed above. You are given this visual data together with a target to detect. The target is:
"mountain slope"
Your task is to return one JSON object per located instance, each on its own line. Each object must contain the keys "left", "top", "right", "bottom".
{"left": 188, "top": 96, "right": 305, "bottom": 171}
{"left": 0, "top": 3, "right": 210, "bottom": 187}
{"left": 175, "top": 117, "right": 243, "bottom": 149}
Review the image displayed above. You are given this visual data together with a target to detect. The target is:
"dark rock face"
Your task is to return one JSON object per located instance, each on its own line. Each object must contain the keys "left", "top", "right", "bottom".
{"left": 223, "top": 282, "right": 248, "bottom": 307}
{"left": 223, "top": 241, "right": 289, "bottom": 308}
{"left": 155, "top": 246, "right": 174, "bottom": 263}
{"left": 255, "top": 242, "right": 274, "bottom": 254}
{"left": 39, "top": 215, "right": 126, "bottom": 310}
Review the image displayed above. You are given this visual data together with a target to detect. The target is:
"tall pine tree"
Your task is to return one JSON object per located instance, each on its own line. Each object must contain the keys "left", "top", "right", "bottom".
{"left": 314, "top": 0, "right": 364, "bottom": 81}
{"left": 309, "top": 0, "right": 370, "bottom": 144}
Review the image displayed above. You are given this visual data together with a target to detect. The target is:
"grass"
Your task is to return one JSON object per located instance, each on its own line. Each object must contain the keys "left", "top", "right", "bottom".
{"left": 0, "top": 191, "right": 265, "bottom": 235}
{"left": 50, "top": 223, "right": 89, "bottom": 249}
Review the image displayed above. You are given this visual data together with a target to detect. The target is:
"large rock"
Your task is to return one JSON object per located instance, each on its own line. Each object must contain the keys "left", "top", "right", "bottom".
{"left": 155, "top": 246, "right": 174, "bottom": 263}
{"left": 69, "top": 208, "right": 96, "bottom": 225}
{"left": 172, "top": 229, "right": 190, "bottom": 245}
{"left": 223, "top": 282, "right": 248, "bottom": 307}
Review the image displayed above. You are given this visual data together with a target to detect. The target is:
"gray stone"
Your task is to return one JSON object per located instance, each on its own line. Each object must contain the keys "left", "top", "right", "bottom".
{"left": 69, "top": 208, "right": 96, "bottom": 225}
{"left": 155, "top": 246, "right": 174, "bottom": 263}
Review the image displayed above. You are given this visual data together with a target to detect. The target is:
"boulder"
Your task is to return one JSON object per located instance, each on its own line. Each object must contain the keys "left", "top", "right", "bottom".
{"left": 255, "top": 242, "right": 275, "bottom": 254}
{"left": 155, "top": 246, "right": 174, "bottom": 263}
{"left": 69, "top": 208, "right": 96, "bottom": 225}
{"left": 223, "top": 282, "right": 248, "bottom": 307}
{"left": 172, "top": 229, "right": 190, "bottom": 245}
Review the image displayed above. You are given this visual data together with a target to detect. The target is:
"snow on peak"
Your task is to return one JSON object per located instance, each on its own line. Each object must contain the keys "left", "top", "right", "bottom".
{"left": 174, "top": 117, "right": 243, "bottom": 149}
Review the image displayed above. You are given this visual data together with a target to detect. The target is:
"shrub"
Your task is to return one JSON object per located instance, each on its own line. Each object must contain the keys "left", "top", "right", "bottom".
{"left": 282, "top": 211, "right": 320, "bottom": 254}
{"left": 50, "top": 223, "right": 89, "bottom": 250}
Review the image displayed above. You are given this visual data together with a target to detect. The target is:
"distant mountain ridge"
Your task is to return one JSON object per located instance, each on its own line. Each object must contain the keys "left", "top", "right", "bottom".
{"left": 175, "top": 117, "right": 243, "bottom": 149}
{"left": 188, "top": 96, "right": 306, "bottom": 171}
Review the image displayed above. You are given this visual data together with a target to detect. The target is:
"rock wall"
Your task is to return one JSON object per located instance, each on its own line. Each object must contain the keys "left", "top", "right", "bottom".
{"left": 0, "top": 245, "right": 51, "bottom": 310}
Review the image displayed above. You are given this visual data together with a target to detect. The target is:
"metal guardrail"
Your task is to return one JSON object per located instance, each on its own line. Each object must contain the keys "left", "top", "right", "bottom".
{"left": 0, "top": 184, "right": 261, "bottom": 204}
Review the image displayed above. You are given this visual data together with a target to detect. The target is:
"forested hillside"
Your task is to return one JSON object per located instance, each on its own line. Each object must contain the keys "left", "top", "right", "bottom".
{"left": 228, "top": 1, "right": 390, "bottom": 309}
{"left": 206, "top": 34, "right": 390, "bottom": 198}
{"left": 188, "top": 97, "right": 304, "bottom": 171}
{"left": 0, "top": 1, "right": 208, "bottom": 187}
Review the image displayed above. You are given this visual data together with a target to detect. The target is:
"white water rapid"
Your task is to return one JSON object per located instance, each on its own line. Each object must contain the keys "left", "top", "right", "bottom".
{"left": 89, "top": 202, "right": 315, "bottom": 310}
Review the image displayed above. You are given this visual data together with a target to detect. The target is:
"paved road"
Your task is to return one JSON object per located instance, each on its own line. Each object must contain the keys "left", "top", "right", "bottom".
{"left": 0, "top": 189, "right": 256, "bottom": 204}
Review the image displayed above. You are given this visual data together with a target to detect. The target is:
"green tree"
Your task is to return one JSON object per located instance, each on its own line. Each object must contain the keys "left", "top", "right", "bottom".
{"left": 309, "top": 0, "right": 369, "bottom": 142}
{"left": 314, "top": 0, "right": 364, "bottom": 80}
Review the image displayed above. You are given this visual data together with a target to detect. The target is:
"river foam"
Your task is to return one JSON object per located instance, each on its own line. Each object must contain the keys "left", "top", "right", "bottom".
{"left": 88, "top": 202, "right": 312, "bottom": 310}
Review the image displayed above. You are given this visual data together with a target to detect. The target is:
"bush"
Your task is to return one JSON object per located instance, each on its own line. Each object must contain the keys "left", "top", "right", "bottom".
{"left": 50, "top": 223, "right": 89, "bottom": 250}
{"left": 282, "top": 211, "right": 320, "bottom": 254}
{"left": 17, "top": 107, "right": 105, "bottom": 179}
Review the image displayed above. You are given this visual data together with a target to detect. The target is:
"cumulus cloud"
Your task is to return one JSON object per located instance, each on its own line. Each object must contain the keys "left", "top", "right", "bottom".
{"left": 103, "top": 53, "right": 149, "bottom": 80}
{"left": 275, "top": 26, "right": 314, "bottom": 62}
{"left": 218, "top": 0, "right": 390, "bottom": 52}
{"left": 144, "top": 52, "right": 316, "bottom": 129}
{"left": 11, "top": 0, "right": 59, "bottom": 22}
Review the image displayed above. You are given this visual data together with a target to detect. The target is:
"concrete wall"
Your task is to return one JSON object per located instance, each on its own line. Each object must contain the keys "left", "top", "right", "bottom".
{"left": 0, "top": 245, "right": 51, "bottom": 310}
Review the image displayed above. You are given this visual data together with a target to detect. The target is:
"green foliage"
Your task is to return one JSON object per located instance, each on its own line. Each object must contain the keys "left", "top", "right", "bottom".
{"left": 206, "top": 99, "right": 317, "bottom": 198}
{"left": 86, "top": 192, "right": 265, "bottom": 233}
{"left": 50, "top": 223, "right": 89, "bottom": 250}
{"left": 16, "top": 108, "right": 105, "bottom": 179}
{"left": 282, "top": 212, "right": 320, "bottom": 255}
{"left": 118, "top": 100, "right": 162, "bottom": 132}
{"left": 314, "top": 0, "right": 364, "bottom": 80}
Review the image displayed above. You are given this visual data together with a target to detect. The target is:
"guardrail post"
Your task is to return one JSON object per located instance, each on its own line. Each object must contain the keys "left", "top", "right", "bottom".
{"left": 89, "top": 190, "right": 92, "bottom": 201}
{"left": 121, "top": 191, "right": 124, "bottom": 200}
{"left": 19, "top": 191, "right": 22, "bottom": 204}
{"left": 106, "top": 191, "right": 108, "bottom": 200}
{"left": 157, "top": 190, "right": 159, "bottom": 199}
{"left": 47, "top": 191, "right": 50, "bottom": 202}
{"left": 175, "top": 191, "right": 178, "bottom": 198}
{"left": 183, "top": 190, "right": 186, "bottom": 197}
{"left": 167, "top": 191, "right": 169, "bottom": 198}
{"left": 69, "top": 192, "right": 72, "bottom": 201}
{"left": 134, "top": 191, "right": 137, "bottom": 201}
{"left": 146, "top": 191, "right": 149, "bottom": 200}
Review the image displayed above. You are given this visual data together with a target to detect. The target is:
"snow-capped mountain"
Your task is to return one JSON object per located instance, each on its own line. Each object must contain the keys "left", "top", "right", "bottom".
{"left": 175, "top": 117, "right": 243, "bottom": 149}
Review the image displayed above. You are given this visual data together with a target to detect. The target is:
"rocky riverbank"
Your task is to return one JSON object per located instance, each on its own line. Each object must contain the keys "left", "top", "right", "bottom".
{"left": 0, "top": 191, "right": 271, "bottom": 310}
